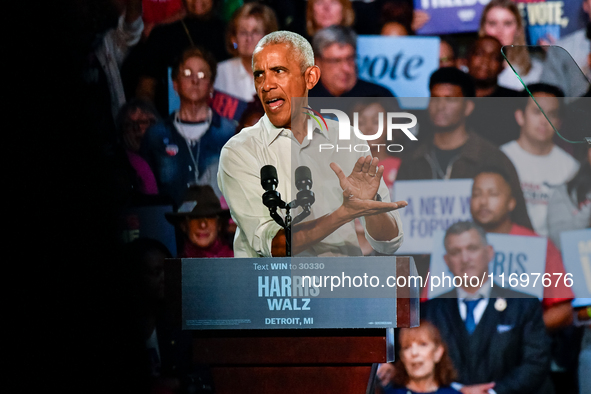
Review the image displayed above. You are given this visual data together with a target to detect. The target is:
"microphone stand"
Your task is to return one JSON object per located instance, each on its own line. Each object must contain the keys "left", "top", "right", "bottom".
{"left": 261, "top": 166, "right": 315, "bottom": 257}
{"left": 284, "top": 206, "right": 292, "bottom": 257}
{"left": 263, "top": 194, "right": 312, "bottom": 257}
{"left": 289, "top": 201, "right": 311, "bottom": 225}
{"left": 262, "top": 192, "right": 291, "bottom": 256}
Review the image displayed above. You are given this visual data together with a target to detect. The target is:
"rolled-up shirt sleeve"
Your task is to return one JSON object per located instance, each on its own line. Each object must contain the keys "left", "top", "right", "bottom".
{"left": 218, "top": 144, "right": 282, "bottom": 257}
{"left": 360, "top": 178, "right": 404, "bottom": 255}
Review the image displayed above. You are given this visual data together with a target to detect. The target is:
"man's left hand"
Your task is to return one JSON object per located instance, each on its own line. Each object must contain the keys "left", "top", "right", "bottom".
{"left": 330, "top": 156, "right": 382, "bottom": 201}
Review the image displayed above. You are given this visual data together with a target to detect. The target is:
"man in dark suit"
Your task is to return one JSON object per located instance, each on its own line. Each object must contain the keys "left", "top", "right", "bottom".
{"left": 421, "top": 221, "right": 553, "bottom": 394}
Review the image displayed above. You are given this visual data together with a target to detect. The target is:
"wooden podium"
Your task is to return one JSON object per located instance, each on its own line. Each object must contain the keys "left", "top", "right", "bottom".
{"left": 164, "top": 256, "right": 419, "bottom": 394}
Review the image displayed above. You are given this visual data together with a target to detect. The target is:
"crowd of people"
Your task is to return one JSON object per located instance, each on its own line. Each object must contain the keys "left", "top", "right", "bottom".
{"left": 63, "top": 0, "right": 591, "bottom": 393}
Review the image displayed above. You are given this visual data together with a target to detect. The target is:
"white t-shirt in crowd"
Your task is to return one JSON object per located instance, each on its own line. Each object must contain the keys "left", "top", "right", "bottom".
{"left": 498, "top": 57, "right": 543, "bottom": 91}
{"left": 501, "top": 140, "right": 579, "bottom": 237}
{"left": 214, "top": 57, "right": 257, "bottom": 103}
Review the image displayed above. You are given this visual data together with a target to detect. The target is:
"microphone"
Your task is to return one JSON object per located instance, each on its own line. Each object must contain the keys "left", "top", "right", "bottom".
{"left": 295, "top": 166, "right": 311, "bottom": 189}
{"left": 291, "top": 166, "right": 315, "bottom": 225}
{"left": 260, "top": 164, "right": 290, "bottom": 255}
{"left": 294, "top": 166, "right": 315, "bottom": 207}
{"left": 260, "top": 165, "right": 286, "bottom": 209}
{"left": 261, "top": 165, "right": 278, "bottom": 192}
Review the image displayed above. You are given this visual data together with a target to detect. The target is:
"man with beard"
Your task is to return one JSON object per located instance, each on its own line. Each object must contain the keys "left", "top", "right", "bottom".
{"left": 470, "top": 168, "right": 574, "bottom": 330}
{"left": 396, "top": 67, "right": 532, "bottom": 230}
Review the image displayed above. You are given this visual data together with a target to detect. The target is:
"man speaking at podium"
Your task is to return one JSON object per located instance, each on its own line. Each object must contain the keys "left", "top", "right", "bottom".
{"left": 217, "top": 31, "right": 406, "bottom": 257}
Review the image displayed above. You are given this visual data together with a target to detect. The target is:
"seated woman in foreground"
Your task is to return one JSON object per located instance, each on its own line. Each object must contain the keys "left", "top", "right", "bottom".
{"left": 382, "top": 321, "right": 460, "bottom": 394}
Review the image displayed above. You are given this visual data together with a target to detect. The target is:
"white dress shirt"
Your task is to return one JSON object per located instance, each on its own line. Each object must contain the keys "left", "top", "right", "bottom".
{"left": 457, "top": 279, "right": 492, "bottom": 327}
{"left": 217, "top": 114, "right": 404, "bottom": 257}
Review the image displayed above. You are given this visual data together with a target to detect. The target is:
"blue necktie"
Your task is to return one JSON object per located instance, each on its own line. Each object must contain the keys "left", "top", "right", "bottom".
{"left": 464, "top": 299, "right": 482, "bottom": 335}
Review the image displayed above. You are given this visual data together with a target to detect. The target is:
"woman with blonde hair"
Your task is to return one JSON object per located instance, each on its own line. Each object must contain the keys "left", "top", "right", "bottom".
{"left": 306, "top": 0, "right": 355, "bottom": 38}
{"left": 214, "top": 2, "right": 278, "bottom": 102}
{"left": 479, "top": 0, "right": 543, "bottom": 91}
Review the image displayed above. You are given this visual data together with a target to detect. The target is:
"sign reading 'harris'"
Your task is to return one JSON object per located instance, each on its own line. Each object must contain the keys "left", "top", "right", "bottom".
{"left": 428, "top": 231, "right": 548, "bottom": 299}
{"left": 181, "top": 257, "right": 400, "bottom": 330}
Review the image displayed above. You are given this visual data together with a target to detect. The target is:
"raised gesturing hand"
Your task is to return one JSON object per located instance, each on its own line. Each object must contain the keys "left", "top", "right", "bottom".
{"left": 330, "top": 156, "right": 382, "bottom": 201}
{"left": 330, "top": 155, "right": 407, "bottom": 219}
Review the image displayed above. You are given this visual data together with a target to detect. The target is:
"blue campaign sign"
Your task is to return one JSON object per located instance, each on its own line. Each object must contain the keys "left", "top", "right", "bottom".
{"left": 181, "top": 257, "right": 407, "bottom": 330}
{"left": 392, "top": 179, "right": 473, "bottom": 254}
{"left": 168, "top": 67, "right": 180, "bottom": 115}
{"left": 428, "top": 231, "right": 547, "bottom": 299}
{"left": 516, "top": 0, "right": 588, "bottom": 44}
{"left": 413, "top": 0, "right": 490, "bottom": 35}
{"left": 560, "top": 228, "right": 591, "bottom": 304}
{"left": 357, "top": 36, "right": 439, "bottom": 109}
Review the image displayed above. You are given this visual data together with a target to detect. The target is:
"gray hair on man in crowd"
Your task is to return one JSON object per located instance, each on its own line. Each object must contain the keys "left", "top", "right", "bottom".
{"left": 252, "top": 30, "right": 315, "bottom": 73}
{"left": 312, "top": 25, "right": 357, "bottom": 58}
{"left": 444, "top": 221, "right": 489, "bottom": 249}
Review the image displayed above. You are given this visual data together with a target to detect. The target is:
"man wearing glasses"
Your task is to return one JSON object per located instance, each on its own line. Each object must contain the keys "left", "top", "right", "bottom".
{"left": 309, "top": 26, "right": 396, "bottom": 98}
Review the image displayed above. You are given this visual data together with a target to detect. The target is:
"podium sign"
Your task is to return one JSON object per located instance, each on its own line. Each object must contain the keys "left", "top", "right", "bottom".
{"left": 181, "top": 256, "right": 414, "bottom": 330}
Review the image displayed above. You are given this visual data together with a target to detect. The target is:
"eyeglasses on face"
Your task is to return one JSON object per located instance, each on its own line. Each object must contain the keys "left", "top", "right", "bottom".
{"left": 181, "top": 69, "right": 210, "bottom": 80}
{"left": 237, "top": 29, "right": 265, "bottom": 39}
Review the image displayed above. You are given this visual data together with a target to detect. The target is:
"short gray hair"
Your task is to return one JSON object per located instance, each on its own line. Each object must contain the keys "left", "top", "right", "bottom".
{"left": 444, "top": 221, "right": 489, "bottom": 249}
{"left": 252, "top": 30, "right": 315, "bottom": 73}
{"left": 312, "top": 25, "right": 357, "bottom": 58}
